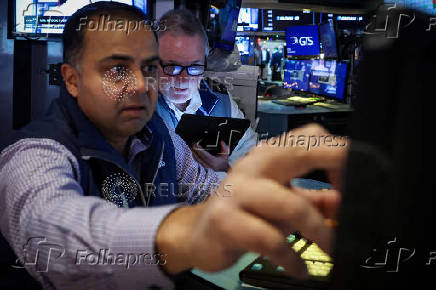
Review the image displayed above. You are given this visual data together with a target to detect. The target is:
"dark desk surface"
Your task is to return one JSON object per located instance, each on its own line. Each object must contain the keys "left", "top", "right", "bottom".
{"left": 258, "top": 100, "right": 353, "bottom": 115}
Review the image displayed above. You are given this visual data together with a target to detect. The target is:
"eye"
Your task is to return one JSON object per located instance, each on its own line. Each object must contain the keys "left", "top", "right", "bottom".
{"left": 188, "top": 65, "right": 205, "bottom": 76}
{"left": 142, "top": 64, "right": 158, "bottom": 76}
{"left": 109, "top": 65, "right": 128, "bottom": 80}
{"left": 110, "top": 65, "right": 127, "bottom": 73}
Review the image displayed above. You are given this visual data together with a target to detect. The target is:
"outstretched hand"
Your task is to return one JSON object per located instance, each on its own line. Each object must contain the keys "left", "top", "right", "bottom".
{"left": 157, "top": 124, "right": 348, "bottom": 279}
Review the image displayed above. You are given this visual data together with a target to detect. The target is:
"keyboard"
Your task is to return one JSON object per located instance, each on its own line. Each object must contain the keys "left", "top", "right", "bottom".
{"left": 239, "top": 233, "right": 333, "bottom": 289}
{"left": 291, "top": 238, "right": 333, "bottom": 279}
{"left": 272, "top": 96, "right": 322, "bottom": 107}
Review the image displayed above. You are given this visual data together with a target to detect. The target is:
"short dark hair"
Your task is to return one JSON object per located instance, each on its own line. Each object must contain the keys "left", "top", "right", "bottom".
{"left": 158, "top": 9, "right": 209, "bottom": 56}
{"left": 63, "top": 2, "right": 151, "bottom": 67}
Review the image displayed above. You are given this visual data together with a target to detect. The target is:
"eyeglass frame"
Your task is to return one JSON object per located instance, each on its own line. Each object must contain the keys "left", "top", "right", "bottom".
{"left": 159, "top": 59, "right": 207, "bottom": 76}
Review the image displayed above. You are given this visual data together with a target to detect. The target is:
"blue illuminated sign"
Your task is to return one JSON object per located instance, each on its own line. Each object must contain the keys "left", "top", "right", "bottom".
{"left": 286, "top": 25, "right": 320, "bottom": 57}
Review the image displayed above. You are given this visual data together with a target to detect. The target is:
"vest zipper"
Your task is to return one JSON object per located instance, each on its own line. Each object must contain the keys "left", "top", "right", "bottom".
{"left": 146, "top": 143, "right": 165, "bottom": 207}
{"left": 207, "top": 98, "right": 219, "bottom": 115}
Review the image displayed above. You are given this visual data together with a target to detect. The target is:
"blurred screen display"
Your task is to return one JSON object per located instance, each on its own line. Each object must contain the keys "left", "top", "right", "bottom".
{"left": 13, "top": 0, "right": 148, "bottom": 37}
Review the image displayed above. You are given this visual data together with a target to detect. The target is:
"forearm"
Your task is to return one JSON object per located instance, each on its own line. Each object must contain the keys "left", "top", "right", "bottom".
{"left": 15, "top": 198, "right": 178, "bottom": 289}
{"left": 155, "top": 204, "right": 205, "bottom": 274}
{"left": 0, "top": 139, "right": 179, "bottom": 289}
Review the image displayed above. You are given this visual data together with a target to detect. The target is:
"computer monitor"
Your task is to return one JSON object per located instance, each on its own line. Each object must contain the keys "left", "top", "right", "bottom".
{"left": 10, "top": 0, "right": 148, "bottom": 39}
{"left": 285, "top": 25, "right": 321, "bottom": 57}
{"left": 237, "top": 8, "right": 258, "bottom": 31}
{"left": 283, "top": 60, "right": 313, "bottom": 91}
{"left": 235, "top": 36, "right": 250, "bottom": 55}
{"left": 309, "top": 60, "right": 348, "bottom": 101}
{"left": 319, "top": 20, "right": 338, "bottom": 59}
{"left": 332, "top": 8, "right": 431, "bottom": 290}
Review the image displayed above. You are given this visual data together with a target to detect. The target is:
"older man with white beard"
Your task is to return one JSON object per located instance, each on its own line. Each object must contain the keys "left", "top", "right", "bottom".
{"left": 156, "top": 9, "right": 257, "bottom": 175}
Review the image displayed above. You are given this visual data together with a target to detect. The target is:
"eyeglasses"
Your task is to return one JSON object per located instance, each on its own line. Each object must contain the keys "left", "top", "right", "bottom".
{"left": 160, "top": 60, "right": 206, "bottom": 76}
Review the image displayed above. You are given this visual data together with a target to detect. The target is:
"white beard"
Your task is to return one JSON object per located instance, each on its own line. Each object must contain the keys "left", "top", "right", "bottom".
{"left": 160, "top": 76, "right": 201, "bottom": 105}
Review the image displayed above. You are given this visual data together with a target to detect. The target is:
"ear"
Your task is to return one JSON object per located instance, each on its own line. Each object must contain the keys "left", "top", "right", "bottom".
{"left": 61, "top": 63, "right": 79, "bottom": 98}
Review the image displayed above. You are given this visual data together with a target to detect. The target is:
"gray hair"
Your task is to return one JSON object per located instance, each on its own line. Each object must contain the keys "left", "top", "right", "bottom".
{"left": 158, "top": 9, "right": 210, "bottom": 56}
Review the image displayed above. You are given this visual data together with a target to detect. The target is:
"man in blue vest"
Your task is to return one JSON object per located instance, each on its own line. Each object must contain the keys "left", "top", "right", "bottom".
{"left": 270, "top": 47, "right": 283, "bottom": 81}
{"left": 0, "top": 2, "right": 344, "bottom": 289}
{"left": 156, "top": 9, "right": 257, "bottom": 174}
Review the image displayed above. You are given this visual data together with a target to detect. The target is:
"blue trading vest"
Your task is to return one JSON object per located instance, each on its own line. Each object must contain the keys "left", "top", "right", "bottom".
{"left": 156, "top": 80, "right": 232, "bottom": 130}
{"left": 8, "top": 93, "right": 179, "bottom": 207}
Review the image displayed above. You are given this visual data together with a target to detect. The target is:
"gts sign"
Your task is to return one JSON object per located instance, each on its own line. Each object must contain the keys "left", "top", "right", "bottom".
{"left": 289, "top": 36, "right": 314, "bottom": 46}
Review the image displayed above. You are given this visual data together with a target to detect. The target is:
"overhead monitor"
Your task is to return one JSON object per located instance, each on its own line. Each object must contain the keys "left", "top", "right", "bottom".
{"left": 325, "top": 13, "right": 367, "bottom": 29}
{"left": 262, "top": 9, "right": 315, "bottom": 32}
{"left": 277, "top": 0, "right": 379, "bottom": 9}
{"left": 283, "top": 60, "right": 313, "bottom": 90}
{"left": 10, "top": 0, "right": 149, "bottom": 39}
{"left": 285, "top": 25, "right": 321, "bottom": 57}
{"left": 385, "top": 0, "right": 436, "bottom": 15}
{"left": 309, "top": 60, "right": 348, "bottom": 101}
{"left": 237, "top": 8, "right": 258, "bottom": 31}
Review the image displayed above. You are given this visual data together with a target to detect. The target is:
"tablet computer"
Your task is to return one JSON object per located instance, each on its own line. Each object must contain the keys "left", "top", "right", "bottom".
{"left": 175, "top": 114, "right": 251, "bottom": 156}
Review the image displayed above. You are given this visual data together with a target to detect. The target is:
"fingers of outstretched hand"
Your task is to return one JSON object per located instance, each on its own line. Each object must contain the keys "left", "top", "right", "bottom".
{"left": 225, "top": 178, "right": 334, "bottom": 255}
{"left": 195, "top": 203, "right": 309, "bottom": 278}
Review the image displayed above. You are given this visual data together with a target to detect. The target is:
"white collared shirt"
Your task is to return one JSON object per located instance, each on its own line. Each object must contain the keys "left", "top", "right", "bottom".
{"left": 164, "top": 89, "right": 203, "bottom": 121}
